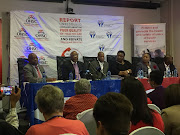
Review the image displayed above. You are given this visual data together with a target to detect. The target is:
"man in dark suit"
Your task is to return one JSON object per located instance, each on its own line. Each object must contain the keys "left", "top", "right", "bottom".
{"left": 89, "top": 52, "right": 109, "bottom": 80}
{"left": 158, "top": 55, "right": 176, "bottom": 75}
{"left": 62, "top": 51, "right": 85, "bottom": 80}
{"left": 23, "top": 53, "right": 46, "bottom": 83}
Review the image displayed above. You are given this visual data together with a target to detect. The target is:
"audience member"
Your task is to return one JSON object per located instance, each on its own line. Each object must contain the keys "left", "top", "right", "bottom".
{"left": 26, "top": 85, "right": 89, "bottom": 135}
{"left": 162, "top": 84, "right": 180, "bottom": 135}
{"left": 121, "top": 76, "right": 164, "bottom": 133}
{"left": 136, "top": 53, "right": 159, "bottom": 77}
{"left": 158, "top": 55, "right": 176, "bottom": 76}
{"left": 0, "top": 87, "right": 23, "bottom": 135}
{"left": 89, "top": 52, "right": 109, "bottom": 80}
{"left": 93, "top": 92, "right": 133, "bottom": 135}
{"left": 111, "top": 50, "right": 132, "bottom": 77}
{"left": 62, "top": 51, "right": 85, "bottom": 80}
{"left": 147, "top": 70, "right": 165, "bottom": 110}
{"left": 63, "top": 79, "right": 97, "bottom": 120}
{"left": 23, "top": 53, "right": 54, "bottom": 83}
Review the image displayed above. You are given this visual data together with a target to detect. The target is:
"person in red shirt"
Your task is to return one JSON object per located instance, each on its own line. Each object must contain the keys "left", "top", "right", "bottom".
{"left": 63, "top": 79, "right": 97, "bottom": 120}
{"left": 121, "top": 76, "right": 164, "bottom": 133}
{"left": 26, "top": 85, "right": 89, "bottom": 135}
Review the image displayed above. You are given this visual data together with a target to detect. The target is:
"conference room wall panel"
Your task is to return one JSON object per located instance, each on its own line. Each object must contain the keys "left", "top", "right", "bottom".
{"left": 0, "top": 0, "right": 160, "bottom": 84}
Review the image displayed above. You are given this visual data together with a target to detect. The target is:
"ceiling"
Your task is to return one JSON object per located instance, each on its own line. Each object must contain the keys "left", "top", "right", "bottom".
{"left": 29, "top": 0, "right": 165, "bottom": 9}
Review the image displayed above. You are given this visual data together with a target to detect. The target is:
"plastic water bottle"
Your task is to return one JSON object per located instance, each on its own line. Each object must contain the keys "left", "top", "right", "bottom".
{"left": 85, "top": 70, "right": 92, "bottom": 80}
{"left": 174, "top": 68, "right": 178, "bottom": 77}
{"left": 137, "top": 70, "right": 141, "bottom": 78}
{"left": 140, "top": 70, "right": 144, "bottom": 78}
{"left": 167, "top": 68, "right": 171, "bottom": 77}
{"left": 42, "top": 72, "right": 46, "bottom": 83}
{"left": 106, "top": 71, "right": 111, "bottom": 80}
{"left": 69, "top": 71, "right": 73, "bottom": 81}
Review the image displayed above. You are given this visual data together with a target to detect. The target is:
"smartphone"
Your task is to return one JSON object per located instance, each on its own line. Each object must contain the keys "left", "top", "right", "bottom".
{"left": 0, "top": 86, "right": 12, "bottom": 96}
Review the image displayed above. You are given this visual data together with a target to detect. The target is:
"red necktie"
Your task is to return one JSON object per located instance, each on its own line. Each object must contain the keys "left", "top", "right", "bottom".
{"left": 35, "top": 66, "right": 42, "bottom": 78}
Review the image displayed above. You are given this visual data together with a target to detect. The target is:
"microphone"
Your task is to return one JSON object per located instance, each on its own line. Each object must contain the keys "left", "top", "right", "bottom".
{"left": 89, "top": 61, "right": 106, "bottom": 77}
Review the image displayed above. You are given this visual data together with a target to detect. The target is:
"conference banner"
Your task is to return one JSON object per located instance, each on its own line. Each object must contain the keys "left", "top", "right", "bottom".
{"left": 10, "top": 11, "right": 124, "bottom": 85}
{"left": 134, "top": 23, "right": 166, "bottom": 57}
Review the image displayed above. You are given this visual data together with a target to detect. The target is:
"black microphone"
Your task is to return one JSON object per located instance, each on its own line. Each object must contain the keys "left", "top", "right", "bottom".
{"left": 89, "top": 61, "right": 106, "bottom": 77}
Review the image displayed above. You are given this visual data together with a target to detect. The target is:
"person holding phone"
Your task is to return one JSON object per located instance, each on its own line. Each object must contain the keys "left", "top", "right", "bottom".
{"left": 0, "top": 86, "right": 23, "bottom": 135}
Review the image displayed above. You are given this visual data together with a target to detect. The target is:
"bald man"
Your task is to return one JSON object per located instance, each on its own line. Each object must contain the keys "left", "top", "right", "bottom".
{"left": 158, "top": 55, "right": 176, "bottom": 76}
{"left": 23, "top": 53, "right": 46, "bottom": 83}
{"left": 89, "top": 52, "right": 109, "bottom": 80}
{"left": 62, "top": 51, "right": 85, "bottom": 81}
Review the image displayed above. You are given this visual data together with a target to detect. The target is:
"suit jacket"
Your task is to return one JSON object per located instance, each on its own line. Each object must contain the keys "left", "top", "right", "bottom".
{"left": 136, "top": 61, "right": 159, "bottom": 77}
{"left": 89, "top": 60, "right": 109, "bottom": 80}
{"left": 147, "top": 86, "right": 165, "bottom": 110}
{"left": 23, "top": 63, "right": 45, "bottom": 83}
{"left": 158, "top": 63, "right": 176, "bottom": 75}
{"left": 62, "top": 60, "right": 85, "bottom": 80}
{"left": 162, "top": 105, "right": 180, "bottom": 135}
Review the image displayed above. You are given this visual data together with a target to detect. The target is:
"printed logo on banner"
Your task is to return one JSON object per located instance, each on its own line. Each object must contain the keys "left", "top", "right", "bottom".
{"left": 106, "top": 31, "right": 113, "bottom": 38}
{"left": 24, "top": 15, "right": 38, "bottom": 25}
{"left": 39, "top": 56, "right": 48, "bottom": 65}
{"left": 99, "top": 44, "right": 105, "bottom": 51}
{"left": 98, "top": 20, "right": 104, "bottom": 27}
{"left": 35, "top": 30, "right": 48, "bottom": 40}
{"left": 89, "top": 31, "right": 96, "bottom": 38}
{"left": 15, "top": 28, "right": 29, "bottom": 39}
{"left": 26, "top": 43, "right": 38, "bottom": 52}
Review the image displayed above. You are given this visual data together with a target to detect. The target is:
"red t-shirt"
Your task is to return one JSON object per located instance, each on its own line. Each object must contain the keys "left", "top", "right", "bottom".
{"left": 26, "top": 117, "right": 89, "bottom": 135}
{"left": 63, "top": 94, "right": 97, "bottom": 120}
{"left": 129, "top": 111, "right": 164, "bottom": 133}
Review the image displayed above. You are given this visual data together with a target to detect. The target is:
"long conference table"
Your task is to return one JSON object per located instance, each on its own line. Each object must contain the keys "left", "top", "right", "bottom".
{"left": 21, "top": 77, "right": 180, "bottom": 125}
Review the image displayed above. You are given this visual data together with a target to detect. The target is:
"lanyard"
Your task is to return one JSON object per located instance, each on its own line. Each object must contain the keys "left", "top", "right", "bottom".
{"left": 46, "top": 115, "right": 63, "bottom": 122}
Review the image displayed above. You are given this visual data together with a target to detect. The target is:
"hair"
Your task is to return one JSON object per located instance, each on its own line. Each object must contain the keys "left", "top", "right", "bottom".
{"left": 143, "top": 53, "right": 151, "bottom": 59}
{"left": 93, "top": 92, "right": 133, "bottom": 135}
{"left": 149, "top": 70, "right": 164, "bottom": 85}
{"left": 164, "top": 55, "right": 172, "bottom": 62}
{"left": 35, "top": 85, "right": 64, "bottom": 115}
{"left": 121, "top": 76, "right": 153, "bottom": 125}
{"left": 74, "top": 79, "right": 91, "bottom": 94}
{"left": 117, "top": 50, "right": 125, "bottom": 56}
{"left": 165, "top": 84, "right": 180, "bottom": 108}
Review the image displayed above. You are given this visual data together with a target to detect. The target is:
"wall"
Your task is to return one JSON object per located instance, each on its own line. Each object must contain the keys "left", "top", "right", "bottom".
{"left": 160, "top": 0, "right": 180, "bottom": 73}
{"left": 0, "top": 0, "right": 160, "bottom": 84}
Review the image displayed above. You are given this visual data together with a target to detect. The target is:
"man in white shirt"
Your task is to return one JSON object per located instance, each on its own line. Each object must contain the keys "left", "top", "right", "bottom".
{"left": 89, "top": 52, "right": 109, "bottom": 80}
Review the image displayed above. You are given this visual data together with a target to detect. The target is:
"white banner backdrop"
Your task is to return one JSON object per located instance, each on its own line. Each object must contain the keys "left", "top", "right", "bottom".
{"left": 10, "top": 11, "right": 124, "bottom": 85}
{"left": 134, "top": 23, "right": 166, "bottom": 57}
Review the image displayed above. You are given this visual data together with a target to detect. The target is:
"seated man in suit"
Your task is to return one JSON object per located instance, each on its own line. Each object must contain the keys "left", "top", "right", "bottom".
{"left": 23, "top": 53, "right": 54, "bottom": 83}
{"left": 62, "top": 51, "right": 85, "bottom": 80}
{"left": 89, "top": 52, "right": 109, "bottom": 80}
{"left": 158, "top": 55, "right": 176, "bottom": 75}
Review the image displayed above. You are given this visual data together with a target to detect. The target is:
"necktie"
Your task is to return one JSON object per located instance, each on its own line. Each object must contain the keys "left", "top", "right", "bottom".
{"left": 73, "top": 63, "right": 81, "bottom": 80}
{"left": 35, "top": 66, "right": 42, "bottom": 78}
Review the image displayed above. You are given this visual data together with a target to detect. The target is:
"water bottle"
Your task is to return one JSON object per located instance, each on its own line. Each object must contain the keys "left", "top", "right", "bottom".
{"left": 137, "top": 70, "right": 141, "bottom": 78}
{"left": 140, "top": 70, "right": 144, "bottom": 79}
{"left": 174, "top": 68, "right": 178, "bottom": 77}
{"left": 167, "top": 68, "right": 171, "bottom": 77}
{"left": 69, "top": 71, "right": 73, "bottom": 81}
{"left": 85, "top": 70, "right": 92, "bottom": 80}
{"left": 42, "top": 72, "right": 46, "bottom": 83}
{"left": 106, "top": 71, "right": 111, "bottom": 80}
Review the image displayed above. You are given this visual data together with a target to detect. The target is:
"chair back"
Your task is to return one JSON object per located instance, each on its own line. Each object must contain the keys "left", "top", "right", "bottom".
{"left": 107, "top": 55, "right": 116, "bottom": 75}
{"left": 147, "top": 104, "right": 161, "bottom": 114}
{"left": 129, "top": 126, "right": 165, "bottom": 135}
{"left": 83, "top": 56, "right": 97, "bottom": 71}
{"left": 56, "top": 56, "right": 71, "bottom": 80}
{"left": 76, "top": 108, "right": 96, "bottom": 135}
{"left": 17, "top": 58, "right": 29, "bottom": 87}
